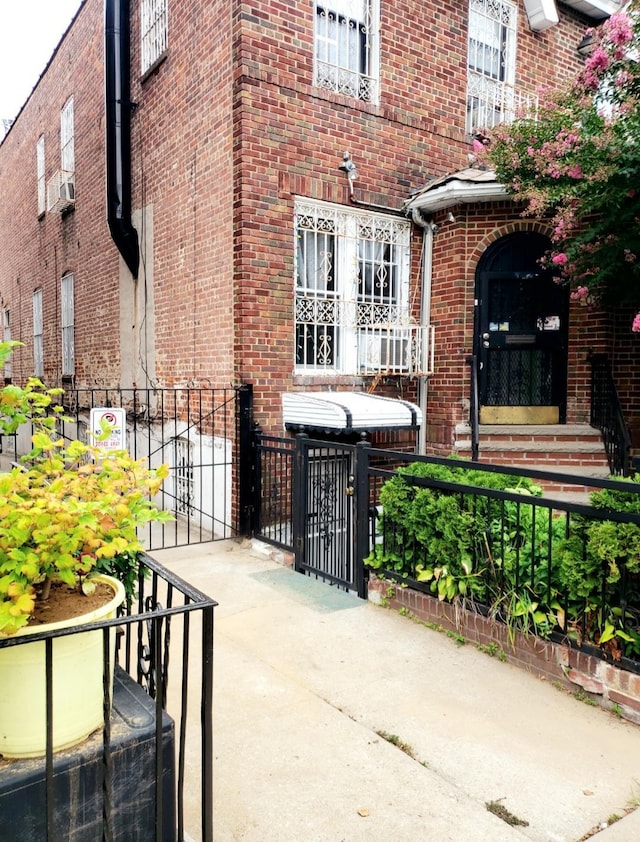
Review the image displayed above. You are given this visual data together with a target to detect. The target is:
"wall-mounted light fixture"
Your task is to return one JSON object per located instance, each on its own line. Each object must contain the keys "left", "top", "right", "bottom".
{"left": 338, "top": 151, "right": 359, "bottom": 196}
{"left": 577, "top": 33, "right": 595, "bottom": 59}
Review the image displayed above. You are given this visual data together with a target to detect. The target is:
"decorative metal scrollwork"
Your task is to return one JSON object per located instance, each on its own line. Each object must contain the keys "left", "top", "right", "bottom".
{"left": 138, "top": 596, "right": 171, "bottom": 706}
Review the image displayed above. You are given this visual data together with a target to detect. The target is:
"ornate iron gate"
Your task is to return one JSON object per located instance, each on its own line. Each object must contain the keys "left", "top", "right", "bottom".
{"left": 255, "top": 432, "right": 361, "bottom": 591}
{"left": 296, "top": 439, "right": 355, "bottom": 589}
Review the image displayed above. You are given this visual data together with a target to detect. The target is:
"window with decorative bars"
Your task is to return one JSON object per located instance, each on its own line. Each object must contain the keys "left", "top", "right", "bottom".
{"left": 314, "top": 0, "right": 379, "bottom": 103}
{"left": 61, "top": 274, "right": 74, "bottom": 377}
{"left": 37, "top": 136, "right": 45, "bottom": 216}
{"left": 466, "top": 0, "right": 519, "bottom": 134}
{"left": 33, "top": 290, "right": 43, "bottom": 378}
{"left": 141, "top": 0, "right": 168, "bottom": 74}
{"left": 60, "top": 98, "right": 74, "bottom": 175}
{"left": 173, "top": 437, "right": 195, "bottom": 517}
{"left": 294, "top": 200, "right": 428, "bottom": 376}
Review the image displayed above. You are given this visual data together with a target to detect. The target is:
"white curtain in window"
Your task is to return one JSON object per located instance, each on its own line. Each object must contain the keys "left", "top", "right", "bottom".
{"left": 297, "top": 230, "right": 335, "bottom": 294}
{"left": 33, "top": 290, "right": 43, "bottom": 377}
{"left": 468, "top": 8, "right": 502, "bottom": 79}
{"left": 61, "top": 274, "right": 74, "bottom": 376}
{"left": 316, "top": 1, "right": 366, "bottom": 73}
{"left": 60, "top": 98, "right": 74, "bottom": 173}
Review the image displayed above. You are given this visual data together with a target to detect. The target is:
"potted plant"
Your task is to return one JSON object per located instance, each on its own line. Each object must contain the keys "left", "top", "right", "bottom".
{"left": 0, "top": 341, "right": 171, "bottom": 757}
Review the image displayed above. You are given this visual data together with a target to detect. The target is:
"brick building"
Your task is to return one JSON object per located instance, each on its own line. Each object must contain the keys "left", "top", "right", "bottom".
{"left": 0, "top": 0, "right": 636, "bottom": 470}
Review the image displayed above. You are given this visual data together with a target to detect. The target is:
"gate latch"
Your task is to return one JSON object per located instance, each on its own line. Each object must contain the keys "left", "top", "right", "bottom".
{"left": 345, "top": 474, "right": 355, "bottom": 497}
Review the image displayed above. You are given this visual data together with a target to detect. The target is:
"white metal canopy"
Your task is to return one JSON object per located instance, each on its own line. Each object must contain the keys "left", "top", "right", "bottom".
{"left": 282, "top": 391, "right": 422, "bottom": 434}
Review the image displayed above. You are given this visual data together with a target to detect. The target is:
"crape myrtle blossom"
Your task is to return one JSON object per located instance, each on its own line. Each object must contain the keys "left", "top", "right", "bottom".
{"left": 476, "top": 3, "right": 640, "bottom": 331}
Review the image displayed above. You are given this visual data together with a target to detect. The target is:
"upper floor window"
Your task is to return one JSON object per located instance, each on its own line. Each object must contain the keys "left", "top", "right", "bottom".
{"left": 314, "top": 0, "right": 379, "bottom": 103}
{"left": 61, "top": 273, "right": 74, "bottom": 378}
{"left": 466, "top": 0, "right": 518, "bottom": 134}
{"left": 141, "top": 0, "right": 168, "bottom": 74}
{"left": 60, "top": 98, "right": 74, "bottom": 174}
{"left": 33, "top": 290, "right": 43, "bottom": 378}
{"left": 37, "top": 136, "right": 45, "bottom": 216}
{"left": 294, "top": 200, "right": 427, "bottom": 376}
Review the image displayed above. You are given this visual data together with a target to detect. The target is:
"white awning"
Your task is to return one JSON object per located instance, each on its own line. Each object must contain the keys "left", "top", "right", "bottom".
{"left": 282, "top": 391, "right": 422, "bottom": 434}
{"left": 405, "top": 168, "right": 508, "bottom": 215}
{"left": 560, "top": 0, "right": 622, "bottom": 19}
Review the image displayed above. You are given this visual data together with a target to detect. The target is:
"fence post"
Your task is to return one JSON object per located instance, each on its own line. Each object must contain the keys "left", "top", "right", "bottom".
{"left": 292, "top": 433, "right": 309, "bottom": 574}
{"left": 353, "top": 438, "right": 371, "bottom": 599}
{"left": 236, "top": 384, "right": 254, "bottom": 536}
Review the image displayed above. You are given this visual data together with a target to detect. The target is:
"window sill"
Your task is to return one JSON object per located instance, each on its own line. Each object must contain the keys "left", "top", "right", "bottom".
{"left": 141, "top": 52, "right": 168, "bottom": 85}
{"left": 293, "top": 372, "right": 365, "bottom": 388}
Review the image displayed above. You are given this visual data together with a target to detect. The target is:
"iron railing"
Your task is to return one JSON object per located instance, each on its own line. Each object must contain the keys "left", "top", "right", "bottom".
{"left": 52, "top": 385, "right": 246, "bottom": 548}
{"left": 254, "top": 433, "right": 295, "bottom": 551}
{"left": 467, "top": 354, "right": 480, "bottom": 462}
{"left": 589, "top": 353, "right": 632, "bottom": 476}
{"left": 358, "top": 447, "right": 640, "bottom": 674}
{"left": 0, "top": 553, "right": 216, "bottom": 841}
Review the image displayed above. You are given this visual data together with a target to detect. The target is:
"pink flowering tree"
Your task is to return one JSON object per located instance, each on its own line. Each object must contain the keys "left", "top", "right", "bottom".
{"left": 479, "top": 6, "right": 640, "bottom": 329}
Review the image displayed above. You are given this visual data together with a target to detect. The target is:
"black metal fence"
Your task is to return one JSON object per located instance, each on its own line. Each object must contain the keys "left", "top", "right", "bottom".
{"left": 254, "top": 434, "right": 296, "bottom": 550}
{"left": 360, "top": 446, "right": 640, "bottom": 673}
{"left": 52, "top": 385, "right": 251, "bottom": 549}
{"left": 0, "top": 553, "right": 216, "bottom": 842}
{"left": 253, "top": 430, "right": 640, "bottom": 672}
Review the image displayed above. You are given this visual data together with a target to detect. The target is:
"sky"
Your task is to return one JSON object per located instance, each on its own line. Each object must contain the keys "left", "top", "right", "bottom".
{"left": 0, "top": 1, "right": 83, "bottom": 123}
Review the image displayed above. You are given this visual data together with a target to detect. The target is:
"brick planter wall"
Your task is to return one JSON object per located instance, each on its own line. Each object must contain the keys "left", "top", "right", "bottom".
{"left": 368, "top": 575, "right": 640, "bottom": 725}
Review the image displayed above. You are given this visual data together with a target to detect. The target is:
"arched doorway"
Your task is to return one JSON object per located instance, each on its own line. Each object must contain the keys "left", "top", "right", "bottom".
{"left": 475, "top": 232, "right": 569, "bottom": 424}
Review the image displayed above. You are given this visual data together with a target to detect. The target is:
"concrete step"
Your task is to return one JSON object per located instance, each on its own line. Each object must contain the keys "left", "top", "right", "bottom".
{"left": 454, "top": 423, "right": 611, "bottom": 494}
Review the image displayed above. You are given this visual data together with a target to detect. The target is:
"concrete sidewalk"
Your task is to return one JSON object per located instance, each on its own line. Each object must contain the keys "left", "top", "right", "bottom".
{"left": 153, "top": 540, "right": 640, "bottom": 842}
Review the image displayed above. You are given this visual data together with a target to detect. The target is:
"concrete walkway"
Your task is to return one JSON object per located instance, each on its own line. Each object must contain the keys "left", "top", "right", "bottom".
{"left": 153, "top": 540, "right": 640, "bottom": 842}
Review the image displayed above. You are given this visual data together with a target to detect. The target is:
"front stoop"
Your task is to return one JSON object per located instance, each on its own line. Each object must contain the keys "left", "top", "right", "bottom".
{"left": 454, "top": 423, "right": 610, "bottom": 493}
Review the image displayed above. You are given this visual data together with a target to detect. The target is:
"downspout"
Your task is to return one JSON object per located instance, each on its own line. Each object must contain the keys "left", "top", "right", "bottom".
{"left": 105, "top": 0, "right": 139, "bottom": 278}
{"left": 410, "top": 207, "right": 434, "bottom": 454}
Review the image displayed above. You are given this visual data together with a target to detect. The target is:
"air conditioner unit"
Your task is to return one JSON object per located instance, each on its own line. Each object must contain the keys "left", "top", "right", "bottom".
{"left": 359, "top": 331, "right": 410, "bottom": 374}
{"left": 47, "top": 170, "right": 75, "bottom": 213}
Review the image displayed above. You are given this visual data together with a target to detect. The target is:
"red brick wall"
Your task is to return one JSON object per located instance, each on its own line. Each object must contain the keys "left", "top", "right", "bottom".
{"left": 0, "top": 0, "right": 122, "bottom": 386}
{"left": 0, "top": 0, "right": 618, "bottom": 449}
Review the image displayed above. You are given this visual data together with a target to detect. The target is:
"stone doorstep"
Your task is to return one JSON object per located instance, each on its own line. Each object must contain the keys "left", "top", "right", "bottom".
{"left": 368, "top": 576, "right": 640, "bottom": 726}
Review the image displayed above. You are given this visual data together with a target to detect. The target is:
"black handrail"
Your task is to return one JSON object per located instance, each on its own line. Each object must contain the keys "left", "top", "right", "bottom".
{"left": 588, "top": 352, "right": 632, "bottom": 476}
{"left": 466, "top": 355, "right": 480, "bottom": 462}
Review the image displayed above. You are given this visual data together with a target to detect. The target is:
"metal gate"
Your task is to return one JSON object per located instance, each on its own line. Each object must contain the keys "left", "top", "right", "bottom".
{"left": 56, "top": 384, "right": 252, "bottom": 550}
{"left": 255, "top": 433, "right": 365, "bottom": 593}
{"left": 297, "top": 439, "right": 355, "bottom": 589}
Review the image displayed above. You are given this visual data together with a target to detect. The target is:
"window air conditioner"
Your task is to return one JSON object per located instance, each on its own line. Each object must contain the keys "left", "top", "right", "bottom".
{"left": 359, "top": 331, "right": 410, "bottom": 374}
{"left": 47, "top": 170, "right": 76, "bottom": 213}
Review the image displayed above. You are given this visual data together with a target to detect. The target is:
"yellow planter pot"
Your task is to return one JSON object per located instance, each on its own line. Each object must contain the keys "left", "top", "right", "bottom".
{"left": 0, "top": 575, "right": 126, "bottom": 759}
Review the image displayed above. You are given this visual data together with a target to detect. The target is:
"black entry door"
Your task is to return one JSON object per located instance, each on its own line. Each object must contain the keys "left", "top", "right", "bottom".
{"left": 476, "top": 234, "right": 569, "bottom": 425}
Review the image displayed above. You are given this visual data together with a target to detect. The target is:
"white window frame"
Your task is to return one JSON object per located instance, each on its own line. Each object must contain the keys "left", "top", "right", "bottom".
{"left": 313, "top": 0, "right": 380, "bottom": 104}
{"left": 60, "top": 98, "right": 74, "bottom": 175}
{"left": 33, "top": 289, "right": 44, "bottom": 378}
{"left": 37, "top": 136, "right": 45, "bottom": 216}
{"left": 141, "top": 0, "right": 168, "bottom": 74}
{"left": 466, "top": 0, "right": 518, "bottom": 134}
{"left": 61, "top": 274, "right": 74, "bottom": 378}
{"left": 294, "top": 199, "right": 415, "bottom": 376}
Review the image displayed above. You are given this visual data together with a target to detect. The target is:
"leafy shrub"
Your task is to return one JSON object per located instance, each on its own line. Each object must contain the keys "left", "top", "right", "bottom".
{"left": 368, "top": 460, "right": 640, "bottom": 658}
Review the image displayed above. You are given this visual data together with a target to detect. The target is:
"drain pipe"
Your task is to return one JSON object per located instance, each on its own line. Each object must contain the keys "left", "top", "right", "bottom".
{"left": 410, "top": 207, "right": 434, "bottom": 454}
{"left": 105, "top": 0, "right": 139, "bottom": 278}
